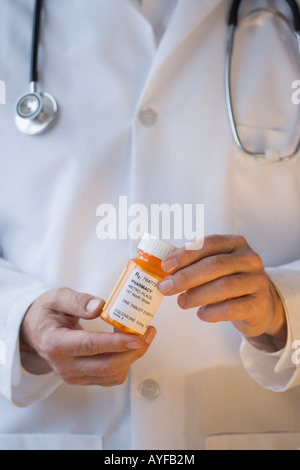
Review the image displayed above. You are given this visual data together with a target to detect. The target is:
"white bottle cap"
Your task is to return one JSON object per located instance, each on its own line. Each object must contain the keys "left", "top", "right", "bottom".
{"left": 137, "top": 233, "right": 175, "bottom": 260}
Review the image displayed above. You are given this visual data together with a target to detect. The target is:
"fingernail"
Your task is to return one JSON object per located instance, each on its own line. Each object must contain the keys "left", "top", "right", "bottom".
{"left": 162, "top": 257, "right": 178, "bottom": 273}
{"left": 126, "top": 342, "right": 142, "bottom": 350}
{"left": 159, "top": 277, "right": 174, "bottom": 294}
{"left": 145, "top": 329, "right": 157, "bottom": 345}
{"left": 86, "top": 298, "right": 103, "bottom": 313}
{"left": 178, "top": 295, "right": 186, "bottom": 308}
{"left": 197, "top": 306, "right": 206, "bottom": 320}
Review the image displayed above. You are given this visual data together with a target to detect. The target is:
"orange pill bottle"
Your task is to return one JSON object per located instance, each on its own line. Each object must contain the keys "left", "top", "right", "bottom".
{"left": 100, "top": 233, "right": 175, "bottom": 336}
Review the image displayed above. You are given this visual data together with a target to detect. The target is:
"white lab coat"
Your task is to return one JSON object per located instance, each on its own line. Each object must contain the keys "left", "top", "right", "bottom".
{"left": 0, "top": 0, "right": 300, "bottom": 450}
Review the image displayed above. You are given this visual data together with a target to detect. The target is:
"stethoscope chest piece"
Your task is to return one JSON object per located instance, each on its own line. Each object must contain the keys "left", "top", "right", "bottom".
{"left": 15, "top": 0, "right": 58, "bottom": 136}
{"left": 15, "top": 88, "right": 57, "bottom": 135}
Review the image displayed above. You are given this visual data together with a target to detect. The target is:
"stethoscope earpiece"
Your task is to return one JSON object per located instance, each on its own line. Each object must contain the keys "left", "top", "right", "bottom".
{"left": 265, "top": 149, "right": 281, "bottom": 162}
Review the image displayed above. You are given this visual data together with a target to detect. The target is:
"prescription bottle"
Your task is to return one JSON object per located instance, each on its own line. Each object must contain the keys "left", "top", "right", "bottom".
{"left": 100, "top": 233, "right": 175, "bottom": 336}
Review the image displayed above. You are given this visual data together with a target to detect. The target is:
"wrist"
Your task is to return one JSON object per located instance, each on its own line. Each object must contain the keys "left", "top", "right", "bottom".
{"left": 19, "top": 299, "right": 44, "bottom": 358}
{"left": 20, "top": 307, "right": 35, "bottom": 352}
{"left": 266, "top": 280, "right": 287, "bottom": 344}
{"left": 19, "top": 306, "right": 53, "bottom": 374}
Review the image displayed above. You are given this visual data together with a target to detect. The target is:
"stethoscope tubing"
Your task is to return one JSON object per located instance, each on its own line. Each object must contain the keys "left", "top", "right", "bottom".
{"left": 226, "top": 1, "right": 300, "bottom": 162}
{"left": 13, "top": 0, "right": 300, "bottom": 159}
{"left": 31, "top": 0, "right": 43, "bottom": 84}
{"left": 228, "top": 0, "right": 300, "bottom": 30}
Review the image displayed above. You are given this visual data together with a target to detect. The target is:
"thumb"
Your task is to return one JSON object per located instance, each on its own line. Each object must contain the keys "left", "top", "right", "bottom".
{"left": 46, "top": 287, "right": 105, "bottom": 319}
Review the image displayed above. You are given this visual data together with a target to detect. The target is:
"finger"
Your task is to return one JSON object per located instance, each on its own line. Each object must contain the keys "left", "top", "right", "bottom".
{"left": 177, "top": 273, "right": 259, "bottom": 309}
{"left": 52, "top": 326, "right": 157, "bottom": 357}
{"left": 58, "top": 371, "right": 130, "bottom": 387}
{"left": 161, "top": 235, "right": 247, "bottom": 274}
{"left": 158, "top": 252, "right": 254, "bottom": 295}
{"left": 44, "top": 287, "right": 105, "bottom": 319}
{"left": 71, "top": 347, "right": 149, "bottom": 378}
{"left": 197, "top": 295, "right": 256, "bottom": 324}
{"left": 81, "top": 376, "right": 129, "bottom": 387}
{"left": 65, "top": 373, "right": 130, "bottom": 387}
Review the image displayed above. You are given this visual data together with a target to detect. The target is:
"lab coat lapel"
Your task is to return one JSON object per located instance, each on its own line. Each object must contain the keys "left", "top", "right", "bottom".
{"left": 146, "top": 0, "right": 223, "bottom": 81}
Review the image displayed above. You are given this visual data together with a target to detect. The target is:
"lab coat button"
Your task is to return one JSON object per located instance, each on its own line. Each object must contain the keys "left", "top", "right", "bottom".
{"left": 139, "top": 107, "right": 158, "bottom": 126}
{"left": 139, "top": 379, "right": 160, "bottom": 399}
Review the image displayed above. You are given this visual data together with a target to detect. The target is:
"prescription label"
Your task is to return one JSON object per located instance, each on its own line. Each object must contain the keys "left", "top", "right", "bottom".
{"left": 109, "top": 268, "right": 164, "bottom": 335}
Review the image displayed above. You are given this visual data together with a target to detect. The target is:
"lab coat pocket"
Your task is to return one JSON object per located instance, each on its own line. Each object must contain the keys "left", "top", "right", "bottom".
{"left": 0, "top": 433, "right": 103, "bottom": 450}
{"left": 205, "top": 432, "right": 300, "bottom": 450}
{"left": 233, "top": 125, "right": 300, "bottom": 267}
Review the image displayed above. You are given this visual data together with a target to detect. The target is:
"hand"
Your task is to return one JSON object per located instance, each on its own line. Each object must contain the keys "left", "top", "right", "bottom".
{"left": 158, "top": 235, "right": 287, "bottom": 343}
{"left": 20, "top": 287, "right": 156, "bottom": 386}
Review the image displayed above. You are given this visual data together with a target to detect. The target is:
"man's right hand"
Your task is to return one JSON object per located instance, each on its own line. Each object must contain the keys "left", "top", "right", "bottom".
{"left": 20, "top": 287, "right": 157, "bottom": 386}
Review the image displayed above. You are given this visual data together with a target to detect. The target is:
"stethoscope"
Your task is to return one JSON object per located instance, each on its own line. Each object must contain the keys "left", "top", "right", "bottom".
{"left": 226, "top": 0, "right": 300, "bottom": 162}
{"left": 15, "top": 0, "right": 300, "bottom": 163}
{"left": 15, "top": 0, "right": 57, "bottom": 135}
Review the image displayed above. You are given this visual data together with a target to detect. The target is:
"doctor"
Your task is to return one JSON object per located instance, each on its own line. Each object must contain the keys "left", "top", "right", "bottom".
{"left": 1, "top": 0, "right": 300, "bottom": 451}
